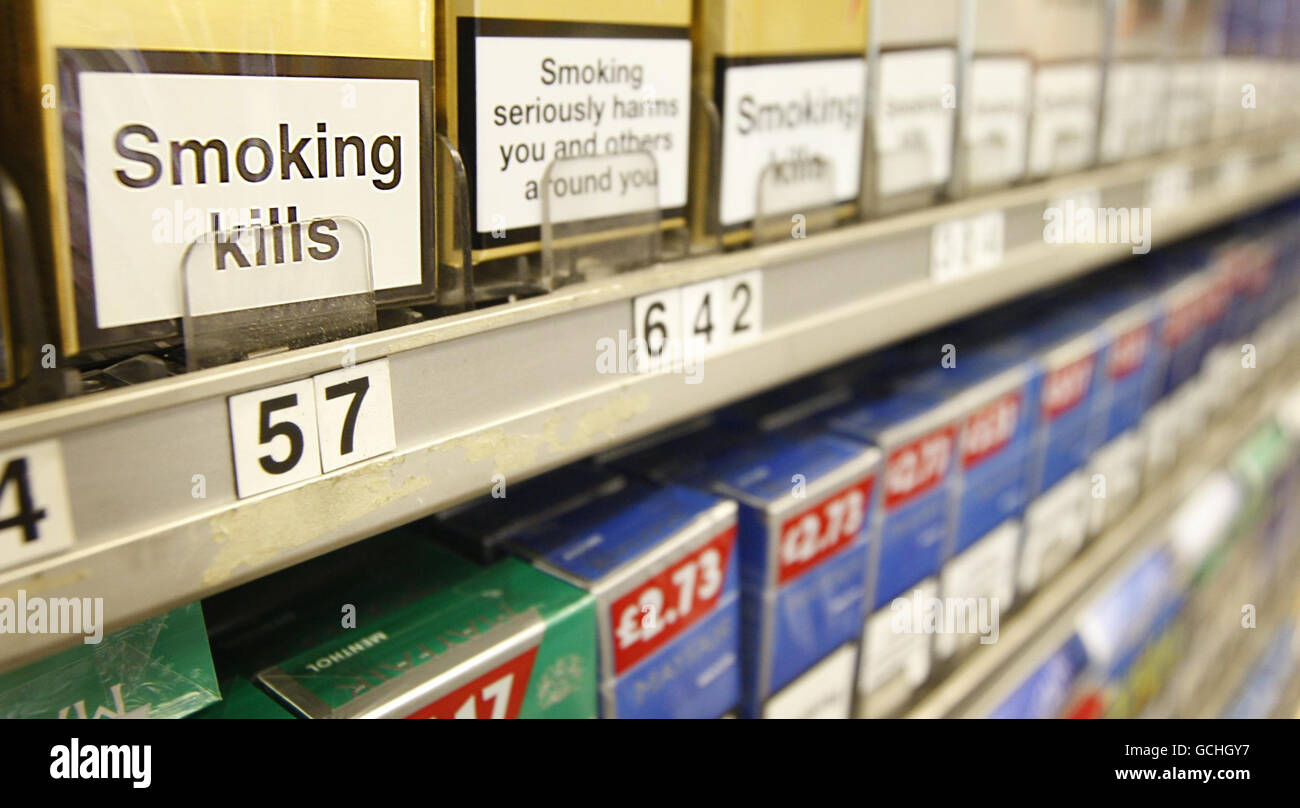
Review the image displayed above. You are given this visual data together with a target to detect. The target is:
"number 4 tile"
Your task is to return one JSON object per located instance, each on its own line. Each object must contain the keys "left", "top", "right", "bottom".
{"left": 0, "top": 440, "right": 75, "bottom": 572}
{"left": 680, "top": 279, "right": 728, "bottom": 360}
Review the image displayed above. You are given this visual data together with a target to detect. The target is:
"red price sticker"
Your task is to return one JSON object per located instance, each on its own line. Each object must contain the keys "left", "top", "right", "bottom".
{"left": 1162, "top": 297, "right": 1201, "bottom": 348}
{"left": 1108, "top": 325, "right": 1151, "bottom": 380}
{"left": 1041, "top": 355, "right": 1096, "bottom": 420}
{"left": 963, "top": 391, "right": 1022, "bottom": 469}
{"left": 778, "top": 477, "right": 875, "bottom": 584}
{"left": 1199, "top": 273, "right": 1234, "bottom": 328}
{"left": 406, "top": 646, "right": 539, "bottom": 719}
{"left": 1230, "top": 246, "right": 1272, "bottom": 297}
{"left": 884, "top": 427, "right": 956, "bottom": 510}
{"left": 610, "top": 527, "right": 736, "bottom": 675}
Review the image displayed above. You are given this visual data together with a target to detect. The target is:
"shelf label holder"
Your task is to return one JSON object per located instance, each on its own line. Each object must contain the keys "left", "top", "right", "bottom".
{"left": 540, "top": 149, "right": 664, "bottom": 290}
{"left": 752, "top": 154, "right": 839, "bottom": 246}
{"left": 181, "top": 215, "right": 376, "bottom": 371}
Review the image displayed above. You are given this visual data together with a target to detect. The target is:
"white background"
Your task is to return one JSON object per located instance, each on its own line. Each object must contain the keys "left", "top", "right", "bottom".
{"left": 1166, "top": 61, "right": 1212, "bottom": 147}
{"left": 963, "top": 57, "right": 1031, "bottom": 186}
{"left": 1028, "top": 63, "right": 1101, "bottom": 176}
{"left": 182, "top": 217, "right": 372, "bottom": 317}
{"left": 228, "top": 378, "right": 322, "bottom": 498}
{"left": 862, "top": 577, "right": 938, "bottom": 693}
{"left": 472, "top": 36, "right": 691, "bottom": 234}
{"left": 312, "top": 359, "right": 396, "bottom": 473}
{"left": 631, "top": 269, "right": 763, "bottom": 372}
{"left": 719, "top": 58, "right": 866, "bottom": 227}
{"left": 80, "top": 72, "right": 423, "bottom": 328}
{"left": 935, "top": 522, "right": 1018, "bottom": 659}
{"left": 1100, "top": 62, "right": 1167, "bottom": 161}
{"left": 763, "top": 643, "right": 856, "bottom": 718}
{"left": 875, "top": 48, "right": 955, "bottom": 196}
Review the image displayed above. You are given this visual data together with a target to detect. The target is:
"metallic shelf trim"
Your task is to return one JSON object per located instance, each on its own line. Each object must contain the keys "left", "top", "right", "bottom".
{"left": 0, "top": 133, "right": 1289, "bottom": 445}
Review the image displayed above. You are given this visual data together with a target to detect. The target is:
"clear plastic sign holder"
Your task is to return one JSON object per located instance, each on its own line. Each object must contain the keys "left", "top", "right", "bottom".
{"left": 181, "top": 215, "right": 377, "bottom": 371}
{"left": 690, "top": 90, "right": 841, "bottom": 249}
{"left": 883, "top": 139, "right": 936, "bottom": 198}
{"left": 436, "top": 132, "right": 550, "bottom": 306}
{"left": 752, "top": 154, "right": 839, "bottom": 246}
{"left": 866, "top": 122, "right": 944, "bottom": 215}
{"left": 79, "top": 354, "right": 179, "bottom": 395}
{"left": 540, "top": 149, "right": 663, "bottom": 290}
{"left": 690, "top": 89, "right": 726, "bottom": 254}
{"left": 434, "top": 133, "right": 476, "bottom": 311}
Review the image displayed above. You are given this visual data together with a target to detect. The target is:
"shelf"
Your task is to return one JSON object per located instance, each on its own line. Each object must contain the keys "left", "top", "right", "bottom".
{"left": 904, "top": 365, "right": 1300, "bottom": 719}
{"left": 2, "top": 133, "right": 1299, "bottom": 672}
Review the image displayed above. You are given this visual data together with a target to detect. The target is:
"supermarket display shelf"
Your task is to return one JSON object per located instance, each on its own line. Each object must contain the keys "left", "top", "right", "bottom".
{"left": 1188, "top": 588, "right": 1300, "bottom": 720}
{"left": 1192, "top": 617, "right": 1279, "bottom": 720}
{"left": 1287, "top": 667, "right": 1300, "bottom": 720}
{"left": 904, "top": 369, "right": 1300, "bottom": 719}
{"left": 1, "top": 134, "right": 1299, "bottom": 672}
